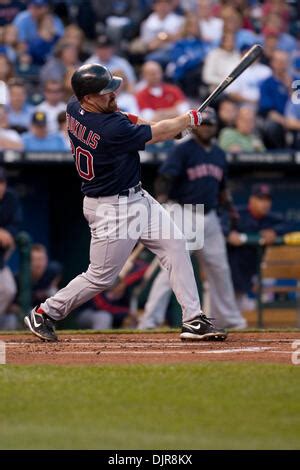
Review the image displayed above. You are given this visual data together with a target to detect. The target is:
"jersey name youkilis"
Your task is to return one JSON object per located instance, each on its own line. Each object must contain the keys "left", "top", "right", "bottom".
{"left": 66, "top": 96, "right": 152, "bottom": 197}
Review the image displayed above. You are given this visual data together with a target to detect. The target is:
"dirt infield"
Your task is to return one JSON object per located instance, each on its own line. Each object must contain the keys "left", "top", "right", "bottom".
{"left": 1, "top": 331, "right": 300, "bottom": 365}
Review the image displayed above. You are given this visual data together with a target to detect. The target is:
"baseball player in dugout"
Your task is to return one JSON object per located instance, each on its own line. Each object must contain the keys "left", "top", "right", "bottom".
{"left": 24, "top": 63, "right": 227, "bottom": 342}
{"left": 138, "top": 108, "right": 246, "bottom": 331}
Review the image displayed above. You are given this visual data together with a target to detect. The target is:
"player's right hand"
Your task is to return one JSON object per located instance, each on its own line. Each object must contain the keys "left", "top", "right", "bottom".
{"left": 188, "top": 110, "right": 202, "bottom": 127}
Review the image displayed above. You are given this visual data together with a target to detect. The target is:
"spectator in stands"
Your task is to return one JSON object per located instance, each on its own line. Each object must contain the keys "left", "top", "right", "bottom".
{"left": 202, "top": 32, "right": 240, "bottom": 93}
{"left": 0, "top": 104, "right": 23, "bottom": 150}
{"left": 225, "top": 184, "right": 293, "bottom": 310}
{"left": 163, "top": 12, "right": 209, "bottom": 92}
{"left": 30, "top": 243, "right": 62, "bottom": 308}
{"left": 76, "top": 0, "right": 143, "bottom": 41}
{"left": 136, "top": 0, "right": 184, "bottom": 54}
{"left": 22, "top": 110, "right": 66, "bottom": 152}
{"left": 219, "top": 106, "right": 265, "bottom": 153}
{"left": 103, "top": 0, "right": 145, "bottom": 44}
{"left": 27, "top": 13, "right": 61, "bottom": 66}
{"left": 36, "top": 79, "right": 66, "bottom": 133}
{"left": 13, "top": 0, "right": 64, "bottom": 45}
{"left": 216, "top": 97, "right": 238, "bottom": 134}
{"left": 114, "top": 69, "right": 139, "bottom": 115}
{"left": 135, "top": 60, "right": 189, "bottom": 121}
{"left": 57, "top": 110, "right": 70, "bottom": 150}
{"left": 0, "top": 0, "right": 25, "bottom": 27}
{"left": 62, "top": 24, "right": 89, "bottom": 63}
{"left": 71, "top": 0, "right": 96, "bottom": 40}
{"left": 0, "top": 51, "right": 13, "bottom": 79}
{"left": 196, "top": 0, "right": 223, "bottom": 45}
{"left": 227, "top": 44, "right": 271, "bottom": 105}
{"left": 221, "top": 6, "right": 257, "bottom": 51}
{"left": 258, "top": 50, "right": 290, "bottom": 149}
{"left": 212, "top": 0, "right": 253, "bottom": 30}
{"left": 40, "top": 40, "right": 81, "bottom": 85}
{"left": 14, "top": 50, "right": 40, "bottom": 85}
{"left": 261, "top": 13, "right": 296, "bottom": 54}
{"left": 7, "top": 77, "right": 34, "bottom": 133}
{"left": 0, "top": 53, "right": 14, "bottom": 100}
{"left": 232, "top": 0, "right": 254, "bottom": 30}
{"left": 1, "top": 24, "right": 19, "bottom": 63}
{"left": 85, "top": 34, "right": 136, "bottom": 86}
{"left": 0, "top": 167, "right": 21, "bottom": 330}
{"left": 262, "top": 0, "right": 291, "bottom": 30}
{"left": 285, "top": 95, "right": 300, "bottom": 150}
{"left": 261, "top": 30, "right": 278, "bottom": 67}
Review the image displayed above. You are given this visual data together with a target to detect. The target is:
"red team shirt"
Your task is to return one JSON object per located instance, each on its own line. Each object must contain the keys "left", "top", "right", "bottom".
{"left": 136, "top": 83, "right": 186, "bottom": 111}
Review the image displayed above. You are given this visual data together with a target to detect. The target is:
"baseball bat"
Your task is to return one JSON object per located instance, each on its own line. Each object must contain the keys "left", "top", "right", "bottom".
{"left": 198, "top": 44, "right": 263, "bottom": 112}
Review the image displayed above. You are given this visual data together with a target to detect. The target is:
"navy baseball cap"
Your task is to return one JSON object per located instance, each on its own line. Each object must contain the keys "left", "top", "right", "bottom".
{"left": 0, "top": 167, "right": 7, "bottom": 182}
{"left": 32, "top": 111, "right": 47, "bottom": 126}
{"left": 251, "top": 183, "right": 272, "bottom": 198}
{"left": 97, "top": 35, "right": 114, "bottom": 48}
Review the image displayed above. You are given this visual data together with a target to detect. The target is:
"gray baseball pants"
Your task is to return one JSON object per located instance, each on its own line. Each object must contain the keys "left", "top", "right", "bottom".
{"left": 138, "top": 210, "right": 245, "bottom": 329}
{"left": 0, "top": 266, "right": 18, "bottom": 330}
{"left": 41, "top": 188, "right": 201, "bottom": 322}
{"left": 0, "top": 266, "right": 17, "bottom": 316}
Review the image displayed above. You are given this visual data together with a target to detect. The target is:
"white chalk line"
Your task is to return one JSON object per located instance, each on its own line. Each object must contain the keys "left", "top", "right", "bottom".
{"left": 33, "top": 349, "right": 292, "bottom": 355}
{"left": 5, "top": 340, "right": 298, "bottom": 348}
{"left": 5, "top": 346, "right": 292, "bottom": 355}
{"left": 62, "top": 339, "right": 298, "bottom": 345}
{"left": 5, "top": 342, "right": 293, "bottom": 352}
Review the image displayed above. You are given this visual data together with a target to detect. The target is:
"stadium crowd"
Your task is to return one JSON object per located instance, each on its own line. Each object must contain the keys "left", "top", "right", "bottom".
{"left": 0, "top": 0, "right": 300, "bottom": 329}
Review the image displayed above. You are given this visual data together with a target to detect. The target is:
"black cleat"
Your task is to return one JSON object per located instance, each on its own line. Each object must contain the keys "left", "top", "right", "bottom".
{"left": 180, "top": 314, "right": 227, "bottom": 341}
{"left": 24, "top": 307, "right": 58, "bottom": 342}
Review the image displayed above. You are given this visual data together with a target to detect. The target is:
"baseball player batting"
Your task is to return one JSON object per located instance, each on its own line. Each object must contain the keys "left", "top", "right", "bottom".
{"left": 24, "top": 63, "right": 227, "bottom": 342}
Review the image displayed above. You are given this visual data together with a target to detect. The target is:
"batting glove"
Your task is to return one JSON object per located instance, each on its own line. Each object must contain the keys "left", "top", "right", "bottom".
{"left": 188, "top": 109, "right": 202, "bottom": 127}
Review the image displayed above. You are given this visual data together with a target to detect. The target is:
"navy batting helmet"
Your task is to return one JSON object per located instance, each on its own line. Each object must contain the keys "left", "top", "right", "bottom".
{"left": 71, "top": 64, "right": 122, "bottom": 101}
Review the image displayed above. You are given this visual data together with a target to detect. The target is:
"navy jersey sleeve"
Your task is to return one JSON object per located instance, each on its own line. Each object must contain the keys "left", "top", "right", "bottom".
{"left": 104, "top": 113, "right": 152, "bottom": 152}
{"left": 159, "top": 143, "right": 186, "bottom": 177}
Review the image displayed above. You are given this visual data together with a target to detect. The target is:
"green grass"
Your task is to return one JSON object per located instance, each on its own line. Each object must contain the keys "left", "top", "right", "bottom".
{"left": 0, "top": 363, "right": 300, "bottom": 450}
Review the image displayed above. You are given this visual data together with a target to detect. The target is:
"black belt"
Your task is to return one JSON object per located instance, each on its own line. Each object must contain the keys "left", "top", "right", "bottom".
{"left": 118, "top": 182, "right": 142, "bottom": 197}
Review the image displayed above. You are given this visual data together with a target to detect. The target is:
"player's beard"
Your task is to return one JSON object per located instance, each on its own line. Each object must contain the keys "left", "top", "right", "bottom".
{"left": 107, "top": 97, "right": 118, "bottom": 113}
